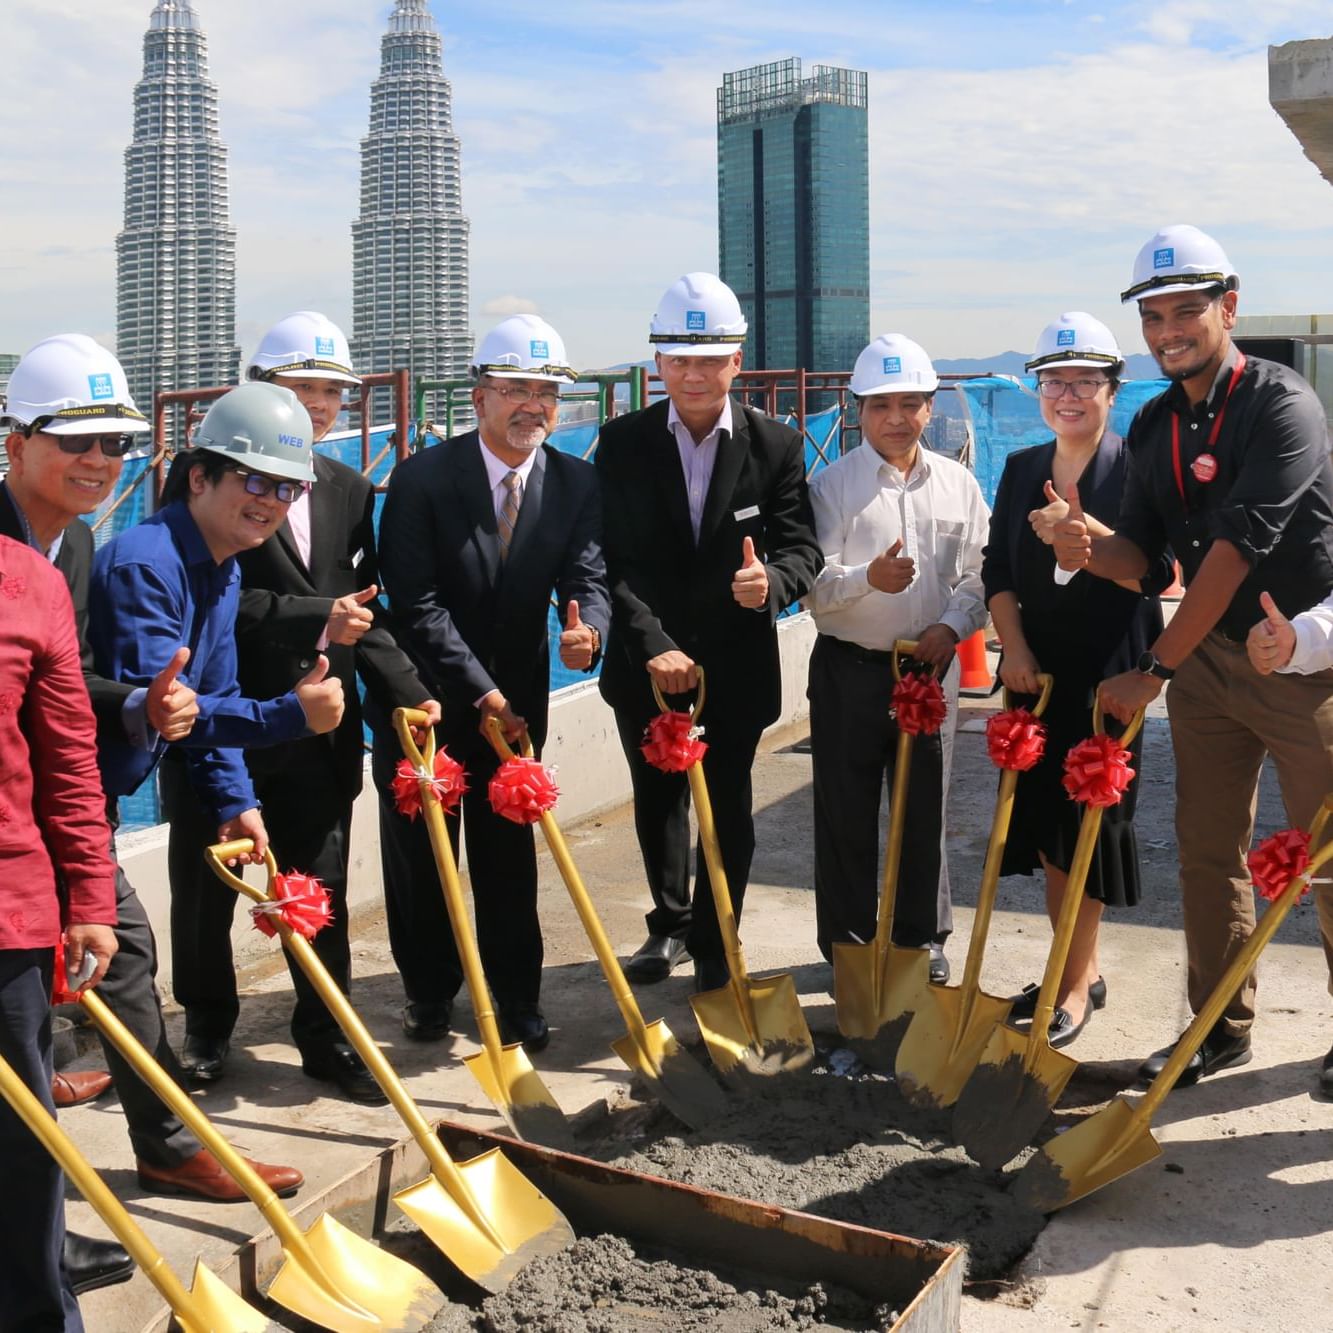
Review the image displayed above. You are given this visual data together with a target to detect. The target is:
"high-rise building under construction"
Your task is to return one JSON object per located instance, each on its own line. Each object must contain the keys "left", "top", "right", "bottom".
{"left": 353, "top": 0, "right": 470, "bottom": 421}
{"left": 116, "top": 0, "right": 239, "bottom": 419}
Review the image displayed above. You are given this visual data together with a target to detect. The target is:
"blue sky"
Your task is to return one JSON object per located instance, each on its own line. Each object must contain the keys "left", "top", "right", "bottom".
{"left": 3, "top": 1, "right": 1333, "bottom": 374}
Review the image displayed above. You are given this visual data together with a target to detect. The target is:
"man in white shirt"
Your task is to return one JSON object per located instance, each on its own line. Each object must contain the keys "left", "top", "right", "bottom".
{"left": 805, "top": 334, "right": 989, "bottom": 980}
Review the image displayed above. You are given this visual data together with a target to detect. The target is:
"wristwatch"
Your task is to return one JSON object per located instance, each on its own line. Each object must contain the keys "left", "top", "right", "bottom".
{"left": 1137, "top": 650, "right": 1175, "bottom": 680}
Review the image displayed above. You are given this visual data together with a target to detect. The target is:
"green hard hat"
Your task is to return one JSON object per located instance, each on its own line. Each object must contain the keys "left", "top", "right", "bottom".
{"left": 192, "top": 381, "right": 316, "bottom": 483}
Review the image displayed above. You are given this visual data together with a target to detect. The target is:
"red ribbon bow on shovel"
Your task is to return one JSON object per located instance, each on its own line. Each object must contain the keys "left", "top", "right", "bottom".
{"left": 1248, "top": 828, "right": 1313, "bottom": 902}
{"left": 640, "top": 711, "right": 708, "bottom": 773}
{"left": 250, "top": 871, "right": 334, "bottom": 940}
{"left": 488, "top": 756, "right": 560, "bottom": 825}
{"left": 985, "top": 707, "right": 1047, "bottom": 772}
{"left": 391, "top": 749, "right": 468, "bottom": 820}
{"left": 1061, "top": 733, "right": 1135, "bottom": 808}
{"left": 891, "top": 672, "right": 948, "bottom": 736}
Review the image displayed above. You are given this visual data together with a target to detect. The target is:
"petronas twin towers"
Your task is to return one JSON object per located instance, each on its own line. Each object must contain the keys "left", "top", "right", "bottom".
{"left": 115, "top": 0, "right": 471, "bottom": 418}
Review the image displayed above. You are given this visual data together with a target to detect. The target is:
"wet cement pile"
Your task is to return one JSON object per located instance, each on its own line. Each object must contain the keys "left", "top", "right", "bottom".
{"left": 424, "top": 1234, "right": 890, "bottom": 1332}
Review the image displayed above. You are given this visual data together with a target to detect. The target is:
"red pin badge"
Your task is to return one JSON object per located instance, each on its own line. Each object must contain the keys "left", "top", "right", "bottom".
{"left": 1191, "top": 453, "right": 1218, "bottom": 483}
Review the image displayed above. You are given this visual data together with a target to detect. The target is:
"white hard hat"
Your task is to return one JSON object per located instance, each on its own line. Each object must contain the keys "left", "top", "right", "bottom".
{"left": 649, "top": 273, "right": 747, "bottom": 357}
{"left": 1121, "top": 225, "right": 1238, "bottom": 305}
{"left": 469, "top": 314, "right": 576, "bottom": 384}
{"left": 1026, "top": 312, "right": 1124, "bottom": 374}
{"left": 245, "top": 311, "right": 360, "bottom": 385}
{"left": 191, "top": 382, "right": 316, "bottom": 483}
{"left": 3, "top": 333, "right": 149, "bottom": 436}
{"left": 850, "top": 334, "right": 939, "bottom": 396}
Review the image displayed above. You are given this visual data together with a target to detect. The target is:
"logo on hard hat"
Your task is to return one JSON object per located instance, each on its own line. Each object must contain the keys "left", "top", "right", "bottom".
{"left": 1153, "top": 247, "right": 1174, "bottom": 270}
{"left": 277, "top": 433, "right": 308, "bottom": 449}
{"left": 88, "top": 373, "right": 114, "bottom": 401}
{"left": 686, "top": 310, "right": 707, "bottom": 332}
{"left": 883, "top": 356, "right": 902, "bottom": 375}
{"left": 529, "top": 339, "right": 549, "bottom": 359}
{"left": 314, "top": 336, "right": 335, "bottom": 357}
{"left": 1056, "top": 329, "right": 1076, "bottom": 347}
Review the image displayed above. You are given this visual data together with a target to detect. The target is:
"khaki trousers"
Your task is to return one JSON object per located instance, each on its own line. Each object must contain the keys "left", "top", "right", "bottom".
{"left": 1167, "top": 632, "right": 1333, "bottom": 1035}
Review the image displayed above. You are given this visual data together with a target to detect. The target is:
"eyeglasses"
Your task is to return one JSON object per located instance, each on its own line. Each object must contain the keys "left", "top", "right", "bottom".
{"left": 483, "top": 384, "right": 561, "bottom": 408}
{"left": 42, "top": 432, "right": 137, "bottom": 457}
{"left": 1036, "top": 378, "right": 1109, "bottom": 400}
{"left": 229, "top": 467, "right": 308, "bottom": 504}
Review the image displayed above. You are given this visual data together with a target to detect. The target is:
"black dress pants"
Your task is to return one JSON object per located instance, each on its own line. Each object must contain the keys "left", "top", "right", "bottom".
{"left": 372, "top": 727, "right": 543, "bottom": 1011}
{"left": 612, "top": 705, "right": 762, "bottom": 963}
{"left": 0, "top": 948, "right": 82, "bottom": 1332}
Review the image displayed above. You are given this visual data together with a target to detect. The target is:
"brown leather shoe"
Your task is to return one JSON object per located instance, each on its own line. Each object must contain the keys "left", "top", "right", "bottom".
{"left": 52, "top": 1070, "right": 113, "bottom": 1108}
{"left": 137, "top": 1148, "right": 303, "bottom": 1202}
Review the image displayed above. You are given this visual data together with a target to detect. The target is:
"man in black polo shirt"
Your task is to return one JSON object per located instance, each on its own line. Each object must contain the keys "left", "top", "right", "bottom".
{"left": 1054, "top": 225, "right": 1333, "bottom": 1093}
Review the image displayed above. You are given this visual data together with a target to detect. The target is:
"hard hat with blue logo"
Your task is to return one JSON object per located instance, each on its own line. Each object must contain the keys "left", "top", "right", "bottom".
{"left": 470, "top": 314, "right": 577, "bottom": 384}
{"left": 190, "top": 381, "right": 316, "bottom": 483}
{"left": 649, "top": 273, "right": 748, "bottom": 357}
{"left": 1026, "top": 312, "right": 1124, "bottom": 374}
{"left": 3, "top": 334, "right": 149, "bottom": 436}
{"left": 1121, "top": 225, "right": 1238, "bottom": 304}
{"left": 850, "top": 334, "right": 939, "bottom": 397}
{"left": 246, "top": 311, "right": 360, "bottom": 386}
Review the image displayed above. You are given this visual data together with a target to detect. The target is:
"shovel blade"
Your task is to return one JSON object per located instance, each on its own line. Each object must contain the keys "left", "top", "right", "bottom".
{"left": 952, "top": 1024, "right": 1078, "bottom": 1169}
{"left": 1011, "top": 1098, "right": 1162, "bottom": 1213}
{"left": 610, "top": 1019, "right": 728, "bottom": 1128}
{"left": 832, "top": 940, "right": 930, "bottom": 1048}
{"left": 690, "top": 973, "right": 814, "bottom": 1083}
{"left": 180, "top": 1260, "right": 276, "bottom": 1333}
{"left": 894, "top": 986, "right": 1012, "bottom": 1110}
{"left": 464, "top": 1045, "right": 571, "bottom": 1147}
{"left": 267, "top": 1212, "right": 442, "bottom": 1332}
{"left": 395, "top": 1146, "right": 575, "bottom": 1293}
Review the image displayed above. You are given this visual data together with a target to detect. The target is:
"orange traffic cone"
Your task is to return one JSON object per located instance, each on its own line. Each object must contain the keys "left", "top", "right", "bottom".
{"left": 1163, "top": 561, "right": 1184, "bottom": 599}
{"left": 957, "top": 629, "right": 991, "bottom": 691}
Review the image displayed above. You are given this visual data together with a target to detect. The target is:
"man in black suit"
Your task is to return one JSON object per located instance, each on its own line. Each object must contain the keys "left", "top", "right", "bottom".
{"left": 371, "top": 314, "right": 609, "bottom": 1052}
{"left": 160, "top": 312, "right": 438, "bottom": 1103}
{"left": 596, "top": 274, "right": 823, "bottom": 991}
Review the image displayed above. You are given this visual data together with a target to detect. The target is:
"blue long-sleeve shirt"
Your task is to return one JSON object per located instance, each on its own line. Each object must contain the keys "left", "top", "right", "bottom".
{"left": 89, "top": 501, "right": 309, "bottom": 821}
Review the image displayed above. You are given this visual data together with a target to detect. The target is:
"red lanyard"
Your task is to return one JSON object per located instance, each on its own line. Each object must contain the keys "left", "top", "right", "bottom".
{"left": 1170, "top": 352, "right": 1246, "bottom": 508}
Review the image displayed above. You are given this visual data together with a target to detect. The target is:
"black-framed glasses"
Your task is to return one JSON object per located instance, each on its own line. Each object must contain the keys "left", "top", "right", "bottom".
{"left": 483, "top": 383, "right": 561, "bottom": 408}
{"left": 1036, "top": 378, "right": 1109, "bottom": 400}
{"left": 228, "top": 467, "right": 308, "bottom": 503}
{"left": 43, "top": 432, "right": 137, "bottom": 457}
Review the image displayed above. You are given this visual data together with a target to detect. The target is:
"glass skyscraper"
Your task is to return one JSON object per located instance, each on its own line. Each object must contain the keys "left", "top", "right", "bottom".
{"left": 717, "top": 59, "right": 869, "bottom": 373}
{"left": 116, "top": 0, "right": 239, "bottom": 422}
{"left": 352, "top": 0, "right": 470, "bottom": 423}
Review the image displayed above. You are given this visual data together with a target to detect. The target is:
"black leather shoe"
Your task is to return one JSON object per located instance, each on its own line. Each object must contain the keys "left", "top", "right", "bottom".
{"left": 402, "top": 999, "right": 453, "bottom": 1041}
{"left": 1010, "top": 975, "right": 1107, "bottom": 1021}
{"left": 1048, "top": 1003, "right": 1092, "bottom": 1050}
{"left": 1319, "top": 1044, "right": 1333, "bottom": 1099}
{"left": 1138, "top": 1022, "right": 1252, "bottom": 1088}
{"left": 624, "top": 934, "right": 691, "bottom": 984}
{"left": 693, "top": 958, "right": 730, "bottom": 993}
{"left": 181, "top": 1034, "right": 229, "bottom": 1082}
{"left": 302, "top": 1042, "right": 389, "bottom": 1106}
{"left": 499, "top": 1005, "right": 550, "bottom": 1053}
{"left": 928, "top": 944, "right": 950, "bottom": 986}
{"left": 64, "top": 1231, "right": 134, "bottom": 1296}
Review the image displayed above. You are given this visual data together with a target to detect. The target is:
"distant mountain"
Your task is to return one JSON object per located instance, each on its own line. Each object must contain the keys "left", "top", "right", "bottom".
{"left": 935, "top": 351, "right": 1161, "bottom": 379}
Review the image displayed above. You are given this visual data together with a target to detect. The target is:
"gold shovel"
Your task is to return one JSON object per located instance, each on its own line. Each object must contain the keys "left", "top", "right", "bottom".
{"left": 392, "top": 708, "right": 569, "bottom": 1145}
{"left": 895, "top": 676, "right": 1054, "bottom": 1109}
{"left": 833, "top": 640, "right": 940, "bottom": 1068}
{"left": 0, "top": 1049, "right": 272, "bottom": 1332}
{"left": 484, "top": 717, "right": 727, "bottom": 1128}
{"left": 653, "top": 673, "right": 815, "bottom": 1083}
{"left": 78, "top": 987, "right": 441, "bottom": 1331}
{"left": 952, "top": 705, "right": 1145, "bottom": 1170}
{"left": 205, "top": 841, "right": 575, "bottom": 1293}
{"left": 1014, "top": 796, "right": 1333, "bottom": 1212}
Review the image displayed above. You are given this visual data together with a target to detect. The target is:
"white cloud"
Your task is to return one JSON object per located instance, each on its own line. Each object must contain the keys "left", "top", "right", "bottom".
{"left": 479, "top": 295, "right": 542, "bottom": 318}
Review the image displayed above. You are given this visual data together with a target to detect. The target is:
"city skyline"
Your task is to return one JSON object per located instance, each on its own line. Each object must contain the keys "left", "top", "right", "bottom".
{"left": 5, "top": 1, "right": 1333, "bottom": 378}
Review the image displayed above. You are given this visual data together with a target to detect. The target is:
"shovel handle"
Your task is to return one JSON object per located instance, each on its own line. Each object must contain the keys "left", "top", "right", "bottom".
{"left": 1001, "top": 673, "right": 1055, "bottom": 718}
{"left": 1092, "top": 698, "right": 1145, "bottom": 747}
{"left": 651, "top": 666, "right": 707, "bottom": 723}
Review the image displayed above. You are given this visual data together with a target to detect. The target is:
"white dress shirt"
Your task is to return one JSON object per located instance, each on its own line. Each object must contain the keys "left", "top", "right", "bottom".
{"left": 667, "top": 398, "right": 733, "bottom": 541}
{"left": 479, "top": 436, "right": 539, "bottom": 525}
{"left": 1279, "top": 590, "right": 1333, "bottom": 675}
{"left": 286, "top": 485, "right": 314, "bottom": 570}
{"left": 805, "top": 441, "right": 989, "bottom": 651}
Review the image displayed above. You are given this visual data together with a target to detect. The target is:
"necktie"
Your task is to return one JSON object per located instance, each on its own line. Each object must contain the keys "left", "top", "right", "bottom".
{"left": 498, "top": 470, "right": 523, "bottom": 562}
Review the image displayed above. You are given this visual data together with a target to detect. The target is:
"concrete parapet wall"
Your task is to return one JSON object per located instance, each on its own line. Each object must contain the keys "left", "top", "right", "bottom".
{"left": 1270, "top": 37, "right": 1333, "bottom": 185}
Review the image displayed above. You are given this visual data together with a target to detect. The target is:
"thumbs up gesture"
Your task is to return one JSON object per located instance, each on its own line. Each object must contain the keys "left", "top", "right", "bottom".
{"left": 146, "top": 646, "right": 199, "bottom": 742}
{"left": 325, "top": 584, "right": 378, "bottom": 645}
{"left": 867, "top": 537, "right": 916, "bottom": 594}
{"left": 295, "top": 654, "right": 345, "bottom": 734}
{"left": 731, "top": 535, "right": 770, "bottom": 609}
{"left": 1052, "top": 483, "right": 1093, "bottom": 571}
{"left": 1247, "top": 591, "right": 1297, "bottom": 675}
{"left": 1028, "top": 479, "right": 1072, "bottom": 546}
{"left": 558, "top": 598, "right": 599, "bottom": 671}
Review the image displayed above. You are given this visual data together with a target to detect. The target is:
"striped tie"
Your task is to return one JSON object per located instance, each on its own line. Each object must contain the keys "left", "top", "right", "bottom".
{"left": 498, "top": 469, "right": 523, "bottom": 562}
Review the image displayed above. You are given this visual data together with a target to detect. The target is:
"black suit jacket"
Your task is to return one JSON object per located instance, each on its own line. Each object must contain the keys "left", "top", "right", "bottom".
{"left": 595, "top": 398, "right": 822, "bottom": 729}
{"left": 235, "top": 451, "right": 425, "bottom": 800}
{"left": 0, "top": 485, "right": 133, "bottom": 742}
{"left": 375, "top": 431, "right": 609, "bottom": 752}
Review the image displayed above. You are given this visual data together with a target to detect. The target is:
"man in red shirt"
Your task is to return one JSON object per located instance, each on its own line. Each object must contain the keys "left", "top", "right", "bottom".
{"left": 0, "top": 534, "right": 118, "bottom": 1330}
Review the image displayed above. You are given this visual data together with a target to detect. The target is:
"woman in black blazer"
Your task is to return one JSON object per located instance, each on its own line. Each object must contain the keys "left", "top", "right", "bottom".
{"left": 981, "top": 313, "right": 1173, "bottom": 1047}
